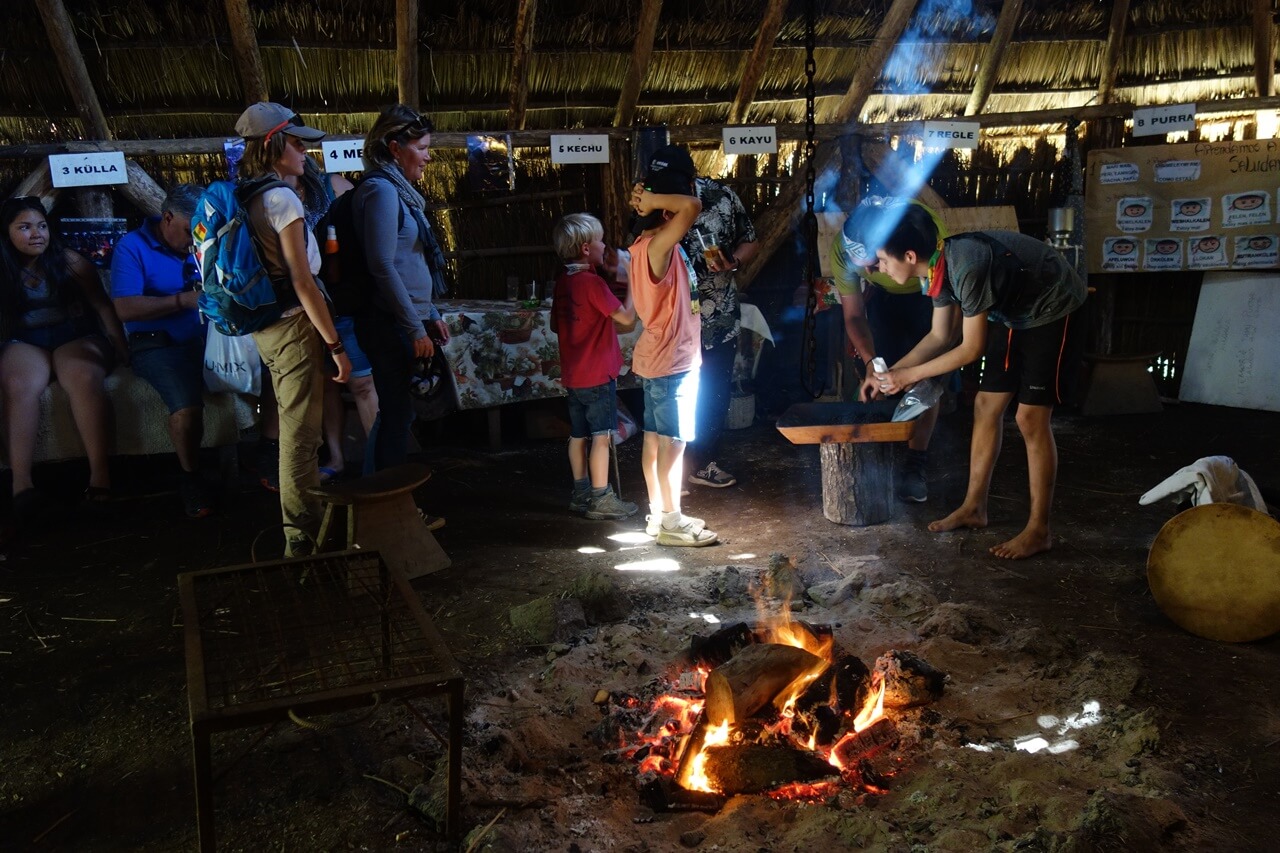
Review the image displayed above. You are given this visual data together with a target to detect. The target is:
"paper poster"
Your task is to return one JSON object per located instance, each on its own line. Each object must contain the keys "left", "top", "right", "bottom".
{"left": 59, "top": 217, "right": 130, "bottom": 268}
{"left": 1116, "top": 197, "right": 1153, "bottom": 232}
{"left": 1169, "top": 197, "right": 1210, "bottom": 231}
{"left": 1144, "top": 238, "right": 1183, "bottom": 270}
{"left": 1086, "top": 140, "right": 1280, "bottom": 273}
{"left": 1188, "top": 235, "right": 1228, "bottom": 269}
{"left": 1101, "top": 237, "right": 1140, "bottom": 271}
{"left": 1232, "top": 234, "right": 1280, "bottom": 268}
{"left": 1222, "top": 191, "right": 1271, "bottom": 227}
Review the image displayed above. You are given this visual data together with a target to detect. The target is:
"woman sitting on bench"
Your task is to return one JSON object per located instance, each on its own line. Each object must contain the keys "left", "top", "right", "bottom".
{"left": 0, "top": 196, "right": 129, "bottom": 522}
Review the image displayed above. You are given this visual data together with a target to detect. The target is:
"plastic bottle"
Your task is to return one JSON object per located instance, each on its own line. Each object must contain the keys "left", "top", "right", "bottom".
{"left": 323, "top": 224, "right": 340, "bottom": 281}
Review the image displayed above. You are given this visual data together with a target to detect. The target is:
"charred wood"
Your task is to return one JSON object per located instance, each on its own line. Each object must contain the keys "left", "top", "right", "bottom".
{"left": 688, "top": 621, "right": 754, "bottom": 667}
{"left": 874, "top": 650, "right": 946, "bottom": 709}
{"left": 637, "top": 777, "right": 727, "bottom": 813}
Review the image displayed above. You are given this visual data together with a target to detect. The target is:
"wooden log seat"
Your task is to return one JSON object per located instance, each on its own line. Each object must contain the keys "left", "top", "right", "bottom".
{"left": 777, "top": 402, "right": 916, "bottom": 526}
{"left": 1079, "top": 351, "right": 1163, "bottom": 417}
{"left": 307, "top": 462, "right": 451, "bottom": 582}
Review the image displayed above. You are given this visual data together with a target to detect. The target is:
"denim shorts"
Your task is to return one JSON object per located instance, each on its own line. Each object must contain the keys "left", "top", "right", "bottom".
{"left": 641, "top": 370, "right": 699, "bottom": 441}
{"left": 566, "top": 379, "right": 617, "bottom": 438}
{"left": 333, "top": 315, "right": 372, "bottom": 378}
{"left": 132, "top": 336, "right": 206, "bottom": 413}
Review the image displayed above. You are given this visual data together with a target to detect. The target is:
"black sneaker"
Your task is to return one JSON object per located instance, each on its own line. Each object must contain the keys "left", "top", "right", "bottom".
{"left": 688, "top": 461, "right": 737, "bottom": 488}
{"left": 897, "top": 450, "right": 929, "bottom": 503}
{"left": 181, "top": 477, "right": 215, "bottom": 519}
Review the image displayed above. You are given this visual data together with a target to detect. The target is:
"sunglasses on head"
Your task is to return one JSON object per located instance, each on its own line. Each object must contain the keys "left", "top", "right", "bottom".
{"left": 389, "top": 114, "right": 434, "bottom": 139}
{"left": 262, "top": 114, "right": 306, "bottom": 144}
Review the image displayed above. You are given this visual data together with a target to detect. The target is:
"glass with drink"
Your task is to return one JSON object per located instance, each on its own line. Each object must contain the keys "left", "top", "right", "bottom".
{"left": 695, "top": 229, "right": 728, "bottom": 271}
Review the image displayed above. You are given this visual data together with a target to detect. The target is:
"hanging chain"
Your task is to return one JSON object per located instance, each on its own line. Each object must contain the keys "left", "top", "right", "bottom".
{"left": 799, "top": 0, "right": 821, "bottom": 398}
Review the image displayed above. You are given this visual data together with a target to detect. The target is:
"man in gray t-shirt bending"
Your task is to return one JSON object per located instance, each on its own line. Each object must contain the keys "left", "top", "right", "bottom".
{"left": 867, "top": 205, "right": 1087, "bottom": 560}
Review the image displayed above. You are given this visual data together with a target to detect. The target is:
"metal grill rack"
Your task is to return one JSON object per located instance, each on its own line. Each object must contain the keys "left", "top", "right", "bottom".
{"left": 179, "top": 550, "right": 463, "bottom": 851}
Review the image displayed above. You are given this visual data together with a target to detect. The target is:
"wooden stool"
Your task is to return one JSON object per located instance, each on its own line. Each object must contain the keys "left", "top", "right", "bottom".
{"left": 308, "top": 462, "right": 451, "bottom": 581}
{"left": 777, "top": 402, "right": 916, "bottom": 526}
{"left": 1080, "top": 352, "right": 1163, "bottom": 416}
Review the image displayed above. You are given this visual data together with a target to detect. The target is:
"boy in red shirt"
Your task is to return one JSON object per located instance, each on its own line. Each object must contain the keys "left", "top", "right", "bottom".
{"left": 629, "top": 169, "right": 717, "bottom": 546}
{"left": 550, "top": 213, "right": 638, "bottom": 520}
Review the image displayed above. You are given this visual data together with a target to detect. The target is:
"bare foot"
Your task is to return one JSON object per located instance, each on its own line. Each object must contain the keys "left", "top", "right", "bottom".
{"left": 928, "top": 505, "right": 987, "bottom": 533}
{"left": 990, "top": 526, "right": 1052, "bottom": 560}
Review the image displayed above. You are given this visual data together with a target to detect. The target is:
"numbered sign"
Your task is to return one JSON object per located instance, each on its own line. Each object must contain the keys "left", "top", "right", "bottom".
{"left": 922, "top": 121, "right": 980, "bottom": 149}
{"left": 722, "top": 126, "right": 777, "bottom": 155}
{"left": 1133, "top": 104, "right": 1196, "bottom": 138}
{"left": 321, "top": 139, "right": 365, "bottom": 172}
{"left": 550, "top": 135, "right": 609, "bottom": 164}
{"left": 49, "top": 152, "right": 128, "bottom": 188}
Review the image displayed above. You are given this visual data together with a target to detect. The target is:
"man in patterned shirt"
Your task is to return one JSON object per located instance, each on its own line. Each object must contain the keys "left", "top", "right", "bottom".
{"left": 646, "top": 144, "right": 758, "bottom": 489}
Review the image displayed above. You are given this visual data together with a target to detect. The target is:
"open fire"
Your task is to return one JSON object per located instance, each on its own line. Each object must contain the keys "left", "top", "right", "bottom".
{"left": 605, "top": 595, "right": 945, "bottom": 811}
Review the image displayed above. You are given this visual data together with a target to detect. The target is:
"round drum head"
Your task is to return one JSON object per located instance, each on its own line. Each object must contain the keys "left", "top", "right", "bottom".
{"left": 1147, "top": 504, "right": 1280, "bottom": 643}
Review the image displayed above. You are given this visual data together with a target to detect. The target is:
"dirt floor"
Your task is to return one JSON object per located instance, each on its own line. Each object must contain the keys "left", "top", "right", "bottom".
{"left": 1, "top": 396, "right": 1278, "bottom": 852}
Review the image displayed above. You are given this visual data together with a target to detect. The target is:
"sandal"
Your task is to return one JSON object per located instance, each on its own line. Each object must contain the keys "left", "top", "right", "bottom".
{"left": 318, "top": 466, "right": 345, "bottom": 484}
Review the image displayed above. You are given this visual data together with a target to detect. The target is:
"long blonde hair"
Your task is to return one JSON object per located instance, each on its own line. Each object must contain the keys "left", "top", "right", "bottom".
{"left": 238, "top": 134, "right": 290, "bottom": 182}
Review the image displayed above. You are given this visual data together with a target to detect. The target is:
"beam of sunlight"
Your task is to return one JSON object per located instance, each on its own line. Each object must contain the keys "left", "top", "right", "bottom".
{"left": 577, "top": 546, "right": 606, "bottom": 554}
{"left": 608, "top": 531, "right": 653, "bottom": 545}
{"left": 688, "top": 612, "right": 721, "bottom": 624}
{"left": 614, "top": 557, "right": 682, "bottom": 573}
{"left": 728, "top": 553, "right": 756, "bottom": 560}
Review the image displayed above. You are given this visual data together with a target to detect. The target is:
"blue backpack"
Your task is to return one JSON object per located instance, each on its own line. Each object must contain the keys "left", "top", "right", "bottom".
{"left": 192, "top": 178, "right": 291, "bottom": 336}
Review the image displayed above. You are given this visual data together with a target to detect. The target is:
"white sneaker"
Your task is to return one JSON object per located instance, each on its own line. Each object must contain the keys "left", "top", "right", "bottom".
{"left": 646, "top": 512, "right": 703, "bottom": 537}
{"left": 657, "top": 515, "right": 718, "bottom": 547}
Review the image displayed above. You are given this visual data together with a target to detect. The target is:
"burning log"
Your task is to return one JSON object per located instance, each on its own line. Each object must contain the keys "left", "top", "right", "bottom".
{"left": 703, "top": 643, "right": 827, "bottom": 726}
{"left": 830, "top": 718, "right": 899, "bottom": 768}
{"left": 874, "top": 650, "right": 946, "bottom": 709}
{"left": 701, "top": 744, "right": 837, "bottom": 795}
{"left": 793, "top": 655, "right": 870, "bottom": 716}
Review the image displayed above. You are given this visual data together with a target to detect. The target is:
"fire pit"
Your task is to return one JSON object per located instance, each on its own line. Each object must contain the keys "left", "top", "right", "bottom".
{"left": 603, "top": 606, "right": 946, "bottom": 811}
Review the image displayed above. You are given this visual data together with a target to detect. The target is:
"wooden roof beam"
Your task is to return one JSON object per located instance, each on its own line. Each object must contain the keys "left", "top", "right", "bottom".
{"left": 1096, "top": 0, "right": 1131, "bottom": 105}
{"left": 397, "top": 0, "right": 420, "bottom": 108}
{"left": 964, "top": 0, "right": 1023, "bottom": 117}
{"left": 614, "top": 0, "right": 663, "bottom": 128}
{"left": 34, "top": 0, "right": 112, "bottom": 140}
{"left": 1254, "top": 0, "right": 1275, "bottom": 98}
{"left": 742, "top": 0, "right": 920, "bottom": 287}
{"left": 222, "top": 0, "right": 269, "bottom": 104}
{"left": 833, "top": 0, "right": 922, "bottom": 123}
{"left": 507, "top": 0, "right": 539, "bottom": 130}
{"left": 727, "top": 0, "right": 788, "bottom": 126}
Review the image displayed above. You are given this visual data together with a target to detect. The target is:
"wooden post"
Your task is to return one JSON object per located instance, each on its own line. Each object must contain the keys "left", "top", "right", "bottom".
{"left": 832, "top": 0, "right": 921, "bottom": 122}
{"left": 507, "top": 0, "right": 538, "bottom": 131}
{"left": 75, "top": 188, "right": 113, "bottom": 219}
{"left": 11, "top": 163, "right": 61, "bottom": 212}
{"left": 397, "top": 0, "right": 420, "bottom": 108}
{"left": 726, "top": 0, "right": 788, "bottom": 126}
{"left": 820, "top": 442, "right": 895, "bottom": 526}
{"left": 614, "top": 0, "right": 663, "bottom": 128}
{"left": 222, "top": 0, "right": 269, "bottom": 104}
{"left": 1095, "top": 0, "right": 1131, "bottom": 106}
{"left": 1254, "top": 0, "right": 1275, "bottom": 99}
{"left": 964, "top": 0, "right": 1023, "bottom": 117}
{"left": 35, "top": 0, "right": 113, "bottom": 140}
{"left": 120, "top": 160, "right": 167, "bottom": 218}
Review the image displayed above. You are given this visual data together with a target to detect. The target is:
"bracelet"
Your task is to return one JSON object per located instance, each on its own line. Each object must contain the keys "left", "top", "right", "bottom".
{"left": 328, "top": 342, "right": 346, "bottom": 356}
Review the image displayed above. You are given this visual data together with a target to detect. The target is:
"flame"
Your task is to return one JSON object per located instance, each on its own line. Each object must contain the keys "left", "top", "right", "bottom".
{"left": 684, "top": 719, "right": 731, "bottom": 793}
{"left": 852, "top": 676, "right": 886, "bottom": 732}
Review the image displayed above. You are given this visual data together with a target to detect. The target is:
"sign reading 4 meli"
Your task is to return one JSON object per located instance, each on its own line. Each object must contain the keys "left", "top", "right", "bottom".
{"left": 321, "top": 139, "right": 365, "bottom": 173}
{"left": 550, "top": 135, "right": 609, "bottom": 164}
{"left": 49, "top": 151, "right": 128, "bottom": 188}
{"left": 923, "top": 121, "right": 981, "bottom": 150}
{"left": 723, "top": 126, "right": 777, "bottom": 155}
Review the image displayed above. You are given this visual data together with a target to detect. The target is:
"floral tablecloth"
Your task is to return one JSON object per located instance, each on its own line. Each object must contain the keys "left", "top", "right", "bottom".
{"left": 438, "top": 300, "right": 643, "bottom": 410}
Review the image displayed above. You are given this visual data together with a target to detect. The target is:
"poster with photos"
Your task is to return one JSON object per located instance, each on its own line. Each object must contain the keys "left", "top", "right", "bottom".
{"left": 1086, "top": 139, "right": 1280, "bottom": 273}
{"left": 59, "top": 218, "right": 129, "bottom": 268}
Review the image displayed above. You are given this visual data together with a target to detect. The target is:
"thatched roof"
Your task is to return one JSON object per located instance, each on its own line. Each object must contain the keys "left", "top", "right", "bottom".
{"left": 0, "top": 0, "right": 1273, "bottom": 146}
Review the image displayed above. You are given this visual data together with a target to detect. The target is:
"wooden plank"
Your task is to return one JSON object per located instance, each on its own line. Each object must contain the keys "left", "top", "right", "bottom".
{"left": 965, "top": 0, "right": 1023, "bottom": 117}
{"left": 507, "top": 0, "right": 539, "bottom": 130}
{"left": 726, "top": 0, "right": 788, "bottom": 126}
{"left": 776, "top": 402, "right": 914, "bottom": 445}
{"left": 936, "top": 205, "right": 1020, "bottom": 234}
{"left": 120, "top": 160, "right": 166, "bottom": 217}
{"left": 1254, "top": 0, "right": 1275, "bottom": 99}
{"left": 35, "top": 0, "right": 113, "bottom": 140}
{"left": 222, "top": 0, "right": 269, "bottom": 104}
{"left": 614, "top": 0, "right": 663, "bottom": 128}
{"left": 397, "top": 0, "right": 420, "bottom": 107}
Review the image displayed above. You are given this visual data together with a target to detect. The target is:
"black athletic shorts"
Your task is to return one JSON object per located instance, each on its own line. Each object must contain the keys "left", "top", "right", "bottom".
{"left": 979, "top": 311, "right": 1084, "bottom": 407}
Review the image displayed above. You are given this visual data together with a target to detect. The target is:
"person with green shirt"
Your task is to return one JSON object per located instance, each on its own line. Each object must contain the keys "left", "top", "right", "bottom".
{"left": 831, "top": 197, "right": 948, "bottom": 502}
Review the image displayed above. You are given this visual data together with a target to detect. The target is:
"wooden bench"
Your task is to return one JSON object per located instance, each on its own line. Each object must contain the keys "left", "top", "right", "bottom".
{"left": 1079, "top": 351, "right": 1163, "bottom": 416}
{"left": 308, "top": 462, "right": 451, "bottom": 583}
{"left": 777, "top": 401, "right": 916, "bottom": 526}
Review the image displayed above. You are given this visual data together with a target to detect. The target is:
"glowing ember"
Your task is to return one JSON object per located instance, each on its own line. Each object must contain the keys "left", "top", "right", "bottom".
{"left": 685, "top": 719, "right": 731, "bottom": 792}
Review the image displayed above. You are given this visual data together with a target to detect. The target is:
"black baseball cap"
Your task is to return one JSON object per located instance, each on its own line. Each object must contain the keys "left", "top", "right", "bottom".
{"left": 647, "top": 144, "right": 697, "bottom": 179}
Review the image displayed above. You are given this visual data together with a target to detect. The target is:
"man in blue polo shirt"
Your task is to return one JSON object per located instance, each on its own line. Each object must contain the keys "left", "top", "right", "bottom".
{"left": 110, "top": 184, "right": 214, "bottom": 518}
